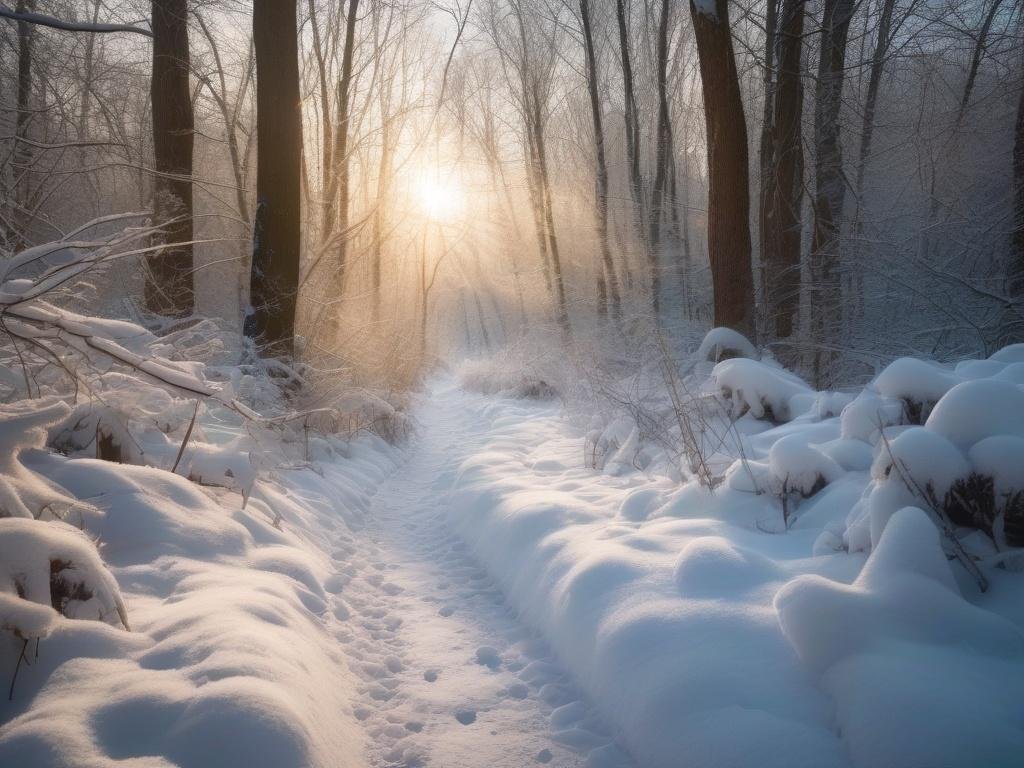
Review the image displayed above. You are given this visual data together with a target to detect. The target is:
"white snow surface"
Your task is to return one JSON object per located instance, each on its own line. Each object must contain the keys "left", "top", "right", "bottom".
{"left": 3, "top": 344, "right": 1024, "bottom": 767}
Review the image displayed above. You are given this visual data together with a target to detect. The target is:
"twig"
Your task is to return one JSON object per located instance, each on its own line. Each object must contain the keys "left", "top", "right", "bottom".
{"left": 171, "top": 400, "right": 201, "bottom": 474}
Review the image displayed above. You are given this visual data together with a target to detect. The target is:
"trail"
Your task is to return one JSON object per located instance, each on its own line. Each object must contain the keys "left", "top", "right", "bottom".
{"left": 323, "top": 380, "right": 636, "bottom": 768}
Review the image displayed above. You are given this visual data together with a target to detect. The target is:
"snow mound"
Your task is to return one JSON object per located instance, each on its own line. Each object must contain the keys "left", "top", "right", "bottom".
{"left": 989, "top": 343, "right": 1024, "bottom": 363}
{"left": 924, "top": 378, "right": 1024, "bottom": 448}
{"left": 839, "top": 390, "right": 904, "bottom": 444}
{"left": 776, "top": 507, "right": 1024, "bottom": 767}
{"left": 711, "top": 358, "right": 814, "bottom": 422}
{"left": 872, "top": 357, "right": 960, "bottom": 422}
{"left": 695, "top": 327, "right": 757, "bottom": 364}
{"left": 1, "top": 517, "right": 128, "bottom": 639}
{"left": 0, "top": 398, "right": 78, "bottom": 520}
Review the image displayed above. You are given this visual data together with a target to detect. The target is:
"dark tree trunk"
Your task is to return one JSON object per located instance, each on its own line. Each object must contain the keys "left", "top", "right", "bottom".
{"left": 757, "top": 0, "right": 778, "bottom": 326}
{"left": 810, "top": 0, "right": 855, "bottom": 381}
{"left": 689, "top": 0, "right": 756, "bottom": 338}
{"left": 580, "top": 0, "right": 621, "bottom": 320}
{"left": 762, "top": 0, "right": 805, "bottom": 340}
{"left": 245, "top": 0, "right": 302, "bottom": 358}
{"left": 1013, "top": 69, "right": 1024, "bottom": 298}
{"left": 648, "top": 0, "right": 674, "bottom": 317}
{"left": 955, "top": 0, "right": 1005, "bottom": 129}
{"left": 147, "top": 0, "right": 194, "bottom": 317}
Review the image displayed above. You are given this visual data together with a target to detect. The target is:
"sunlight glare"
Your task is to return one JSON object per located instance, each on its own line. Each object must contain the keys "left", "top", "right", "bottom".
{"left": 415, "top": 174, "right": 464, "bottom": 222}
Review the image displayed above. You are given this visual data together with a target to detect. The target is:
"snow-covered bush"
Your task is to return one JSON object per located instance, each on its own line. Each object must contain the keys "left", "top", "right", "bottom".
{"left": 873, "top": 357, "right": 960, "bottom": 424}
{"left": 695, "top": 327, "right": 757, "bottom": 364}
{"left": 1, "top": 517, "right": 129, "bottom": 642}
{"left": 710, "top": 358, "right": 815, "bottom": 423}
{"left": 0, "top": 398, "right": 82, "bottom": 520}
{"left": 459, "top": 356, "right": 559, "bottom": 400}
{"left": 844, "top": 361, "right": 1024, "bottom": 571}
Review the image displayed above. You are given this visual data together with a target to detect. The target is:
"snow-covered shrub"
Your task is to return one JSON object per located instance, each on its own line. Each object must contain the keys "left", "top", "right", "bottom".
{"left": 872, "top": 357, "right": 960, "bottom": 424}
{"left": 839, "top": 390, "right": 904, "bottom": 443}
{"left": 726, "top": 434, "right": 844, "bottom": 526}
{"left": 695, "top": 327, "right": 757, "bottom": 364}
{"left": 0, "top": 399, "right": 84, "bottom": 520}
{"left": 710, "top": 358, "right": 815, "bottom": 423}
{"left": 459, "top": 356, "right": 558, "bottom": 400}
{"left": 0, "top": 517, "right": 128, "bottom": 641}
{"left": 847, "top": 369, "right": 1024, "bottom": 570}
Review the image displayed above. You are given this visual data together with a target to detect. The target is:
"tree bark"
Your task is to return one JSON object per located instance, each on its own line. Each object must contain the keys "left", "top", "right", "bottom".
{"left": 810, "top": 0, "right": 855, "bottom": 380}
{"left": 955, "top": 0, "right": 1005, "bottom": 128}
{"left": 648, "top": 0, "right": 674, "bottom": 317}
{"left": 689, "top": 0, "right": 756, "bottom": 338}
{"left": 580, "top": 0, "right": 622, "bottom": 320}
{"left": 1013, "top": 66, "right": 1024, "bottom": 298}
{"left": 853, "top": 0, "right": 896, "bottom": 228}
{"left": 11, "top": 0, "right": 34, "bottom": 249}
{"left": 245, "top": 0, "right": 302, "bottom": 358}
{"left": 616, "top": 0, "right": 652, "bottom": 303}
{"left": 757, "top": 0, "right": 778, "bottom": 327}
{"left": 147, "top": 0, "right": 194, "bottom": 317}
{"left": 761, "top": 0, "right": 805, "bottom": 340}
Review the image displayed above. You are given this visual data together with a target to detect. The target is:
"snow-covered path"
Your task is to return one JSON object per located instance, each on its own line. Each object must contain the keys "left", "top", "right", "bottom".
{"left": 325, "top": 381, "right": 635, "bottom": 768}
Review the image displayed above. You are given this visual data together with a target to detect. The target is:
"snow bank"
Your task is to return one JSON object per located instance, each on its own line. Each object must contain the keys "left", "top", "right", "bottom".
{"left": 0, "top": 326, "right": 403, "bottom": 767}
{"left": 777, "top": 507, "right": 1024, "bottom": 767}
{"left": 448, "top": 341, "right": 1024, "bottom": 768}
{"left": 447, "top": 390, "right": 851, "bottom": 768}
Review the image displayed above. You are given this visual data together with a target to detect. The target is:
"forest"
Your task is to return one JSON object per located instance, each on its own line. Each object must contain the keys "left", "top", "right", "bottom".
{"left": 0, "top": 1, "right": 1022, "bottom": 767}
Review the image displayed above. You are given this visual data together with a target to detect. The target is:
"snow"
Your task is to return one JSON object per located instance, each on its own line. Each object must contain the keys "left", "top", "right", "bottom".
{"left": 2, "top": 326, "right": 1024, "bottom": 767}
{"left": 873, "top": 356, "right": 961, "bottom": 411}
{"left": 777, "top": 507, "right": 1024, "bottom": 767}
{"left": 695, "top": 326, "right": 757, "bottom": 363}
{"left": 710, "top": 358, "right": 815, "bottom": 422}
{"left": 924, "top": 378, "right": 1024, "bottom": 448}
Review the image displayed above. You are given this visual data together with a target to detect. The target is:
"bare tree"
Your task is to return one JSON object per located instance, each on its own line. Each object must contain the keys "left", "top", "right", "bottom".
{"left": 761, "top": 0, "right": 805, "bottom": 342}
{"left": 245, "top": 0, "right": 302, "bottom": 357}
{"left": 147, "top": 0, "right": 194, "bottom": 317}
{"left": 579, "top": 0, "right": 621, "bottom": 321}
{"left": 810, "top": 0, "right": 855, "bottom": 381}
{"left": 616, "top": 0, "right": 653, "bottom": 309}
{"left": 648, "top": 0, "right": 675, "bottom": 318}
{"left": 689, "top": 0, "right": 756, "bottom": 337}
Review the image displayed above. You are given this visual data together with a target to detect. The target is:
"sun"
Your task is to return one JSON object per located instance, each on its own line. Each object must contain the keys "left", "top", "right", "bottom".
{"left": 414, "top": 174, "right": 464, "bottom": 222}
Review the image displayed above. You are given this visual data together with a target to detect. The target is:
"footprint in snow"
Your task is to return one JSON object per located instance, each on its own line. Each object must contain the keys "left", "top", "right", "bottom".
{"left": 475, "top": 646, "right": 501, "bottom": 670}
{"left": 455, "top": 709, "right": 477, "bottom": 725}
{"left": 423, "top": 669, "right": 438, "bottom": 682}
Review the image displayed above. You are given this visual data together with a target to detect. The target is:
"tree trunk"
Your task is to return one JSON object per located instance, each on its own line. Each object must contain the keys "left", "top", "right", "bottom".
{"left": 147, "top": 0, "right": 194, "bottom": 317}
{"left": 580, "top": 0, "right": 621, "bottom": 320}
{"left": 757, "top": 0, "right": 778, "bottom": 328}
{"left": 648, "top": 0, "right": 674, "bottom": 317}
{"left": 810, "top": 0, "right": 855, "bottom": 381}
{"left": 1013, "top": 64, "right": 1024, "bottom": 298}
{"left": 852, "top": 0, "right": 896, "bottom": 228}
{"left": 323, "top": 0, "right": 359, "bottom": 285}
{"left": 11, "top": 0, "right": 34, "bottom": 249}
{"left": 245, "top": 0, "right": 302, "bottom": 358}
{"left": 762, "top": 0, "right": 805, "bottom": 341}
{"left": 616, "top": 0, "right": 652, "bottom": 303}
{"left": 955, "top": 0, "right": 1005, "bottom": 129}
{"left": 689, "top": 0, "right": 756, "bottom": 338}
{"left": 308, "top": 0, "right": 333, "bottom": 232}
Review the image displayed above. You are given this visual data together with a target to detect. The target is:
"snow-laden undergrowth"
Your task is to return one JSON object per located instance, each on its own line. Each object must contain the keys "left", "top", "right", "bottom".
{"left": 0, "top": 227, "right": 406, "bottom": 766}
{"left": 449, "top": 332, "right": 1024, "bottom": 768}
